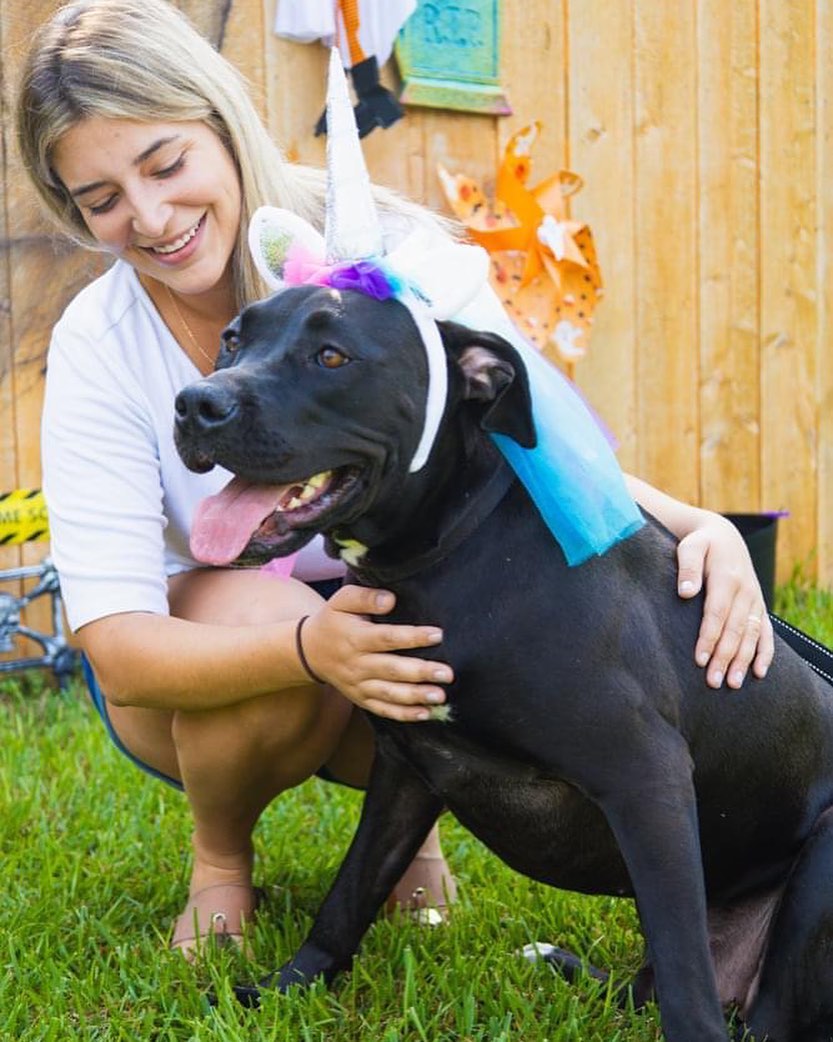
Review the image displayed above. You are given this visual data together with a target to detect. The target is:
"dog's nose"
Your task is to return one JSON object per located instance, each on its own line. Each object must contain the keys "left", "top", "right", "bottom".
{"left": 174, "top": 381, "right": 239, "bottom": 433}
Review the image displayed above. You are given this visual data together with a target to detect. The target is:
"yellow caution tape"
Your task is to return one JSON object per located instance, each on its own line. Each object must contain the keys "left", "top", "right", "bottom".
{"left": 0, "top": 489, "right": 50, "bottom": 545}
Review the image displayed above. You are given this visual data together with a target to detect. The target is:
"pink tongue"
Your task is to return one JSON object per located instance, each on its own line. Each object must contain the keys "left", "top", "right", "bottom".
{"left": 190, "top": 476, "right": 290, "bottom": 566}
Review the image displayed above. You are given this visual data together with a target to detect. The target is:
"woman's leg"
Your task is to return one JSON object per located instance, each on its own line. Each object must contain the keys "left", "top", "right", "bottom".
{"left": 101, "top": 567, "right": 454, "bottom": 951}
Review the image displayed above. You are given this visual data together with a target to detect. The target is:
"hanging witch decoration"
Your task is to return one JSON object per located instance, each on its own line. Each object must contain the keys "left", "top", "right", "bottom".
{"left": 246, "top": 51, "right": 644, "bottom": 567}
{"left": 438, "top": 122, "right": 603, "bottom": 380}
{"left": 274, "top": 0, "right": 414, "bottom": 137}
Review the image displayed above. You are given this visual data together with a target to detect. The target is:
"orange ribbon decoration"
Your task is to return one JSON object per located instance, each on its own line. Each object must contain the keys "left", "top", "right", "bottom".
{"left": 438, "top": 123, "right": 602, "bottom": 376}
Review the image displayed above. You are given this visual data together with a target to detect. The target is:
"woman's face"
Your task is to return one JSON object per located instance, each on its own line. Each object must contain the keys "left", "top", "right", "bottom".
{"left": 52, "top": 117, "right": 242, "bottom": 301}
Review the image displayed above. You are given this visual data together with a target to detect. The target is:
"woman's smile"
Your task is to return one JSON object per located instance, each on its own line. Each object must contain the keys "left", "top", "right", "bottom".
{"left": 143, "top": 213, "right": 207, "bottom": 264}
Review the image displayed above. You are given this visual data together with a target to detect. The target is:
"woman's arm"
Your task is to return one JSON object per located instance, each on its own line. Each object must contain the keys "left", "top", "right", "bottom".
{"left": 625, "top": 474, "right": 774, "bottom": 688}
{"left": 80, "top": 584, "right": 452, "bottom": 722}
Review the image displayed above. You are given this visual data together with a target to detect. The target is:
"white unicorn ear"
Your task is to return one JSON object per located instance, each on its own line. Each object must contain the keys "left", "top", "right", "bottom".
{"left": 385, "top": 229, "right": 490, "bottom": 320}
{"left": 248, "top": 206, "right": 327, "bottom": 290}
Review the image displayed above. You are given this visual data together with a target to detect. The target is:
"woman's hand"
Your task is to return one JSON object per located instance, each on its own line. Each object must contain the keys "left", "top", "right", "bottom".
{"left": 624, "top": 475, "right": 774, "bottom": 689}
{"left": 298, "top": 584, "right": 453, "bottom": 721}
{"left": 676, "top": 514, "right": 774, "bottom": 689}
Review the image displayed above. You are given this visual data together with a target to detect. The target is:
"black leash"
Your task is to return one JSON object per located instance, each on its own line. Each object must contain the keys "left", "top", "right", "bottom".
{"left": 771, "top": 614, "right": 833, "bottom": 688}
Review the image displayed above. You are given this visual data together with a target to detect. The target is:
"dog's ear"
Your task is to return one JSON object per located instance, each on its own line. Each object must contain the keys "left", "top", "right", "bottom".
{"left": 440, "top": 322, "right": 537, "bottom": 448}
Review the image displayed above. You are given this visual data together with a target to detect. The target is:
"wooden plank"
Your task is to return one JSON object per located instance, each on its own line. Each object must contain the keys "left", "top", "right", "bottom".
{"left": 357, "top": 60, "right": 437, "bottom": 205}
{"left": 632, "top": 1, "right": 699, "bottom": 503}
{"left": 262, "top": 2, "right": 326, "bottom": 169}
{"left": 697, "top": 0, "right": 760, "bottom": 513}
{"left": 0, "top": 0, "right": 22, "bottom": 588}
{"left": 567, "top": 0, "right": 637, "bottom": 472}
{"left": 4, "top": 0, "right": 109, "bottom": 650}
{"left": 500, "top": 0, "right": 565, "bottom": 174}
{"left": 759, "top": 0, "right": 818, "bottom": 581}
{"left": 816, "top": 0, "right": 833, "bottom": 588}
{"left": 173, "top": 0, "right": 265, "bottom": 118}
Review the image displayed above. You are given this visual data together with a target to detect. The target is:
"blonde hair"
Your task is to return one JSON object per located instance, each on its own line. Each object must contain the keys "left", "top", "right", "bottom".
{"left": 16, "top": 0, "right": 448, "bottom": 308}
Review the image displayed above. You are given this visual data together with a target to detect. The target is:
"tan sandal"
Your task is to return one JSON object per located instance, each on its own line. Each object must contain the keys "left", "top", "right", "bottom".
{"left": 386, "top": 853, "right": 458, "bottom": 926}
{"left": 170, "top": 883, "right": 262, "bottom": 959}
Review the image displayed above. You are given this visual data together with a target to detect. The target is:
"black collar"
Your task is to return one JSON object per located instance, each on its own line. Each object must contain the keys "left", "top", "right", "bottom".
{"left": 334, "top": 460, "right": 516, "bottom": 586}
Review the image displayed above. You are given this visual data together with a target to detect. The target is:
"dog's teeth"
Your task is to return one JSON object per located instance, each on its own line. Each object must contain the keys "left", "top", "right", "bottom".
{"left": 298, "top": 471, "right": 332, "bottom": 503}
{"left": 278, "top": 471, "right": 333, "bottom": 512}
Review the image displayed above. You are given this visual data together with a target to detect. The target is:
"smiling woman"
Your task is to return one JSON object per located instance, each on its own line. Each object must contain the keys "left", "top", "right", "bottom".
{"left": 14, "top": 0, "right": 773, "bottom": 975}
{"left": 14, "top": 0, "right": 462, "bottom": 960}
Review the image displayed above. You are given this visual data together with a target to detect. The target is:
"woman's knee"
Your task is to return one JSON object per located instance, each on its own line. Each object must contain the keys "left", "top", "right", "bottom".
{"left": 171, "top": 683, "right": 355, "bottom": 786}
{"left": 104, "top": 700, "right": 182, "bottom": 782}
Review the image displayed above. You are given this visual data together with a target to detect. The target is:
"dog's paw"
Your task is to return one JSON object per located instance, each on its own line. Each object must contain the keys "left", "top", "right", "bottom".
{"left": 275, "top": 957, "right": 322, "bottom": 992}
{"left": 230, "top": 981, "right": 262, "bottom": 1008}
{"left": 228, "top": 963, "right": 323, "bottom": 1008}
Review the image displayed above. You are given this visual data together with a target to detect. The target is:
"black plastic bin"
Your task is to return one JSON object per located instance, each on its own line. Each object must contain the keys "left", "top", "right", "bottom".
{"left": 723, "top": 513, "right": 782, "bottom": 609}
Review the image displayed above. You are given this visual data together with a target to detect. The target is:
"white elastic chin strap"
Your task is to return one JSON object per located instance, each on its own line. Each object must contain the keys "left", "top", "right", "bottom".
{"left": 401, "top": 292, "right": 447, "bottom": 473}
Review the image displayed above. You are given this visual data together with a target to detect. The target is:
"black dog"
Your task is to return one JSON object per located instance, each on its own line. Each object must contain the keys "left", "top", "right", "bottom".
{"left": 174, "top": 286, "right": 833, "bottom": 1042}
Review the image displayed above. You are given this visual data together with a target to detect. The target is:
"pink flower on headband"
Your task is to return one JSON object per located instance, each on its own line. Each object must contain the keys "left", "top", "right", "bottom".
{"left": 283, "top": 244, "right": 402, "bottom": 302}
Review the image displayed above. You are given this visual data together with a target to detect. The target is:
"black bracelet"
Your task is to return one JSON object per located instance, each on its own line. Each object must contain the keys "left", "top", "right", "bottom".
{"left": 295, "top": 615, "right": 326, "bottom": 685}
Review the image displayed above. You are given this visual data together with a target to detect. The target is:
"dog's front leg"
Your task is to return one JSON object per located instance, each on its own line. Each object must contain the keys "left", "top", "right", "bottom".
{"left": 597, "top": 744, "right": 728, "bottom": 1042}
{"left": 247, "top": 736, "right": 443, "bottom": 1001}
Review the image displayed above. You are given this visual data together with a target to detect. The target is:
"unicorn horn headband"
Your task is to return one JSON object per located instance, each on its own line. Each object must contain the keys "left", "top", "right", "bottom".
{"left": 248, "top": 48, "right": 489, "bottom": 472}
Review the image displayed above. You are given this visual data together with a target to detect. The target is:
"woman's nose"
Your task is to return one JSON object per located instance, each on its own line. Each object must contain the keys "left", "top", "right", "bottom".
{"left": 129, "top": 186, "right": 173, "bottom": 239}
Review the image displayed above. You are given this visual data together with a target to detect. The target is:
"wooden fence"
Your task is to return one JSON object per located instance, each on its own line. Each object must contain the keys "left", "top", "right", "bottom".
{"left": 1, "top": 0, "right": 831, "bottom": 651}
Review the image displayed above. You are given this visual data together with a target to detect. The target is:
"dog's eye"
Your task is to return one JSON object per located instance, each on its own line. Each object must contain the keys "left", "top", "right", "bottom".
{"left": 316, "top": 345, "right": 350, "bottom": 369}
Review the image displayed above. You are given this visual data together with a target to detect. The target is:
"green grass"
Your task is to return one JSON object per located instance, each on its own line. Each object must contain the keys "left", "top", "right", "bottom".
{"left": 1, "top": 580, "right": 831, "bottom": 1041}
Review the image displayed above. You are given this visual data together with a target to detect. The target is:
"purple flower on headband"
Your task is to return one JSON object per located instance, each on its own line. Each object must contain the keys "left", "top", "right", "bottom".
{"left": 283, "top": 244, "right": 406, "bottom": 301}
{"left": 326, "top": 261, "right": 400, "bottom": 300}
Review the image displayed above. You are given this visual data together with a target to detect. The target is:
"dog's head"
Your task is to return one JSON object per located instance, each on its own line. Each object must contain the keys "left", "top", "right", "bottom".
{"left": 174, "top": 285, "right": 535, "bottom": 567}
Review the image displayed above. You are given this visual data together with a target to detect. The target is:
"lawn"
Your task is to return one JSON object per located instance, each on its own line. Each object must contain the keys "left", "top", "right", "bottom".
{"left": 2, "top": 580, "right": 831, "bottom": 1042}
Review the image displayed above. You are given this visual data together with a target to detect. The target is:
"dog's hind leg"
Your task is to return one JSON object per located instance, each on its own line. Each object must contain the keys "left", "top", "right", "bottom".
{"left": 744, "top": 806, "right": 833, "bottom": 1042}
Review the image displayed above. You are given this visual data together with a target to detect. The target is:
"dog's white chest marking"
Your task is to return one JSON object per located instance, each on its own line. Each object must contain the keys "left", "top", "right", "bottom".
{"left": 334, "top": 536, "right": 368, "bottom": 567}
{"left": 428, "top": 704, "right": 454, "bottom": 723}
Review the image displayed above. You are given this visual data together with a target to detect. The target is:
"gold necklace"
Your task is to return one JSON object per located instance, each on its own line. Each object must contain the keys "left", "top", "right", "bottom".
{"left": 164, "top": 283, "right": 217, "bottom": 370}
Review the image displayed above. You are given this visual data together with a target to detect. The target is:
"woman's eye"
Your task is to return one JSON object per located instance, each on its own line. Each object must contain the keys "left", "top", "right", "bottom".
{"left": 84, "top": 155, "right": 183, "bottom": 216}
{"left": 316, "top": 346, "right": 350, "bottom": 369}
{"left": 88, "top": 195, "right": 118, "bottom": 216}
{"left": 154, "top": 155, "right": 185, "bottom": 179}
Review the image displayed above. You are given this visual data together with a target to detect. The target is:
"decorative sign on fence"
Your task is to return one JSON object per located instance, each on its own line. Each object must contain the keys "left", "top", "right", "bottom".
{"left": 395, "top": 0, "right": 510, "bottom": 115}
{"left": 274, "top": 0, "right": 416, "bottom": 137}
{"left": 0, "top": 489, "right": 49, "bottom": 545}
{"left": 438, "top": 122, "right": 602, "bottom": 377}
